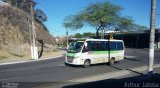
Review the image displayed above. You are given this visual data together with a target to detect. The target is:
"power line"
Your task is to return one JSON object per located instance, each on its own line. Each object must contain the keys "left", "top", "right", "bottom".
{"left": 47, "top": 27, "right": 65, "bottom": 35}
{"left": 38, "top": 1, "right": 65, "bottom": 35}
{"left": 38, "top": 1, "right": 60, "bottom": 20}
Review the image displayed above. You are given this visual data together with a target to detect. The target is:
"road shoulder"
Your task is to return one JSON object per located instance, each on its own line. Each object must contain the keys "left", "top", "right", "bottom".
{"left": 0, "top": 50, "right": 65, "bottom": 66}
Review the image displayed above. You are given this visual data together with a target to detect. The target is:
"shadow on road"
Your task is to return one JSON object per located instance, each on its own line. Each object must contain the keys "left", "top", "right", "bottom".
{"left": 124, "top": 57, "right": 147, "bottom": 63}
{"left": 64, "top": 61, "right": 120, "bottom": 68}
{"left": 63, "top": 73, "right": 160, "bottom": 88}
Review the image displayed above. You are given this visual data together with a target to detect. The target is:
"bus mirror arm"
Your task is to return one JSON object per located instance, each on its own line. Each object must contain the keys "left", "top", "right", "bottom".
{"left": 82, "top": 48, "right": 88, "bottom": 53}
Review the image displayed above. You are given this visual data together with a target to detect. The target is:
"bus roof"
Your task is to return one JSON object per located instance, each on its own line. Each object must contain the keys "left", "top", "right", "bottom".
{"left": 85, "top": 39, "right": 123, "bottom": 42}
{"left": 69, "top": 38, "right": 123, "bottom": 42}
{"left": 69, "top": 38, "right": 89, "bottom": 41}
{"left": 77, "top": 41, "right": 85, "bottom": 42}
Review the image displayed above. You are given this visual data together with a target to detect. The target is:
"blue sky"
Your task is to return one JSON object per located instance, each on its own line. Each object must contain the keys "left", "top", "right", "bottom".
{"left": 35, "top": 0, "right": 160, "bottom": 36}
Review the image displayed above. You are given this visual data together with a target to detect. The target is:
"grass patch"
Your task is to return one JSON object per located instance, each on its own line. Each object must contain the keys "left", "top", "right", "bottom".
{"left": 8, "top": 52, "right": 24, "bottom": 57}
{"left": 0, "top": 56, "right": 7, "bottom": 60}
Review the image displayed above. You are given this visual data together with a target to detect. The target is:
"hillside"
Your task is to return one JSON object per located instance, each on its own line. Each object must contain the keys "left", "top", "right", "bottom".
{"left": 0, "top": 4, "right": 57, "bottom": 59}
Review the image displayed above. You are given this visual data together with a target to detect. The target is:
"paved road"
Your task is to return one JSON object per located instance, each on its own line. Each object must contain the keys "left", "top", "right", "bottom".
{"left": 0, "top": 48, "right": 159, "bottom": 88}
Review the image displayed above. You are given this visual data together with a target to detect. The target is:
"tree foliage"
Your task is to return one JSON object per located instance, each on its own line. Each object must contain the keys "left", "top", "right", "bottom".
{"left": 35, "top": 9, "right": 47, "bottom": 22}
{"left": 63, "top": 15, "right": 84, "bottom": 30}
{"left": 74, "top": 33, "right": 83, "bottom": 38}
{"left": 130, "top": 24, "right": 149, "bottom": 31}
{"left": 73, "top": 32, "right": 95, "bottom": 38}
{"left": 83, "top": 32, "right": 95, "bottom": 37}
{"left": 63, "top": 1, "right": 133, "bottom": 37}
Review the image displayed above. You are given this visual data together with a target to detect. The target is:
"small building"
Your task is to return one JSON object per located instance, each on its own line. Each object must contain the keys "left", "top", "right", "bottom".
{"left": 93, "top": 29, "right": 160, "bottom": 48}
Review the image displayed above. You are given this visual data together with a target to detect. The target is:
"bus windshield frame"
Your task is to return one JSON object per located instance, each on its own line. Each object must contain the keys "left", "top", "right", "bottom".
{"left": 67, "top": 41, "right": 84, "bottom": 53}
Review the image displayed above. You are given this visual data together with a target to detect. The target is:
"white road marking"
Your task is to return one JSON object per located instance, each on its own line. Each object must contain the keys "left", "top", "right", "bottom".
{"left": 125, "top": 55, "right": 136, "bottom": 58}
{"left": 154, "top": 64, "right": 160, "bottom": 68}
{"left": 57, "top": 64, "right": 65, "bottom": 66}
{"left": 0, "top": 77, "right": 23, "bottom": 81}
{"left": 0, "top": 55, "right": 63, "bottom": 66}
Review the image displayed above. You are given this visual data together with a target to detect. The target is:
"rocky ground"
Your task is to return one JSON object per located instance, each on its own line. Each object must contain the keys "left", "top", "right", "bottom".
{"left": 0, "top": 3, "right": 58, "bottom": 61}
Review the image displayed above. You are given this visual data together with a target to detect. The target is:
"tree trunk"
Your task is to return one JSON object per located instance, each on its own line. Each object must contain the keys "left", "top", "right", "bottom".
{"left": 96, "top": 29, "right": 99, "bottom": 39}
{"left": 38, "top": 40, "right": 44, "bottom": 58}
{"left": 96, "top": 26, "right": 102, "bottom": 39}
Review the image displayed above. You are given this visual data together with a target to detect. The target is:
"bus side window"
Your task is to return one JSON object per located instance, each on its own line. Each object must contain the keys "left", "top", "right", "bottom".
{"left": 96, "top": 42, "right": 101, "bottom": 51}
{"left": 87, "top": 41, "right": 94, "bottom": 51}
{"left": 87, "top": 41, "right": 109, "bottom": 51}
{"left": 116, "top": 42, "right": 123, "bottom": 50}
{"left": 93, "top": 42, "right": 97, "bottom": 51}
{"left": 109, "top": 42, "right": 116, "bottom": 50}
{"left": 99, "top": 41, "right": 108, "bottom": 51}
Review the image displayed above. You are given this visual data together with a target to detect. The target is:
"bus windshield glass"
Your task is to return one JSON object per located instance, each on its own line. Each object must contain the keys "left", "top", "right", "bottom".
{"left": 67, "top": 41, "right": 84, "bottom": 53}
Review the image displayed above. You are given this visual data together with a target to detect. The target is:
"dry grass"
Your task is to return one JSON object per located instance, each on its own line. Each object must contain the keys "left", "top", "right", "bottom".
{"left": 0, "top": 49, "right": 30, "bottom": 63}
{"left": 0, "top": 49, "right": 65, "bottom": 63}
{"left": 40, "top": 50, "right": 65, "bottom": 58}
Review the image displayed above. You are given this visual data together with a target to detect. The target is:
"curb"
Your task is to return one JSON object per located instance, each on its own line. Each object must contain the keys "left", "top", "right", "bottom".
{"left": 0, "top": 55, "right": 64, "bottom": 66}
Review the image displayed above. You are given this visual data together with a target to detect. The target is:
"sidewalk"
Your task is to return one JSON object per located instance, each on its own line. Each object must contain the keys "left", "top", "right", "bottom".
{"left": 63, "top": 67, "right": 160, "bottom": 88}
{"left": 63, "top": 70, "right": 160, "bottom": 88}
{"left": 0, "top": 50, "right": 65, "bottom": 65}
{"left": 155, "top": 48, "right": 160, "bottom": 53}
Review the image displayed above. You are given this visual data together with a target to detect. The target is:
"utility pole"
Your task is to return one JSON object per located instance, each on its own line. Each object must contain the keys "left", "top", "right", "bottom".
{"left": 148, "top": 0, "right": 156, "bottom": 77}
{"left": 101, "top": 29, "right": 104, "bottom": 39}
{"left": 30, "top": 0, "right": 38, "bottom": 60}
{"left": 66, "top": 28, "right": 69, "bottom": 48}
{"left": 15, "top": 0, "right": 17, "bottom": 7}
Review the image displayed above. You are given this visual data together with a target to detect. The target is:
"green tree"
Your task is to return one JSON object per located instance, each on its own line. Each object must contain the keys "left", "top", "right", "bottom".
{"left": 35, "top": 9, "right": 47, "bottom": 22}
{"left": 63, "top": 1, "right": 133, "bottom": 37}
{"left": 131, "top": 24, "right": 149, "bottom": 31}
{"left": 83, "top": 32, "right": 95, "bottom": 37}
{"left": 74, "top": 33, "right": 83, "bottom": 38}
{"left": 73, "top": 32, "right": 95, "bottom": 38}
{"left": 63, "top": 15, "right": 84, "bottom": 30}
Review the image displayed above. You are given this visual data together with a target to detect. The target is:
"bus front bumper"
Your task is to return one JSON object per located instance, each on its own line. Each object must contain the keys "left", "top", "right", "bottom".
{"left": 65, "top": 57, "right": 84, "bottom": 65}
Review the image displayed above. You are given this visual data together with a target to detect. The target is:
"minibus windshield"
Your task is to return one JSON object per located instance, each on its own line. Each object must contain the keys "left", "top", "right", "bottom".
{"left": 67, "top": 41, "right": 84, "bottom": 53}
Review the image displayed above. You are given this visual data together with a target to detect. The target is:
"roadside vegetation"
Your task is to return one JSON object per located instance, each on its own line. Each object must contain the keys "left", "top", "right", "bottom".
{"left": 63, "top": 1, "right": 148, "bottom": 38}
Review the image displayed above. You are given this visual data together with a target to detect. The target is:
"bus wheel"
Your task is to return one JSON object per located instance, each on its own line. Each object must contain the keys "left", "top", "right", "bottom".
{"left": 83, "top": 60, "right": 91, "bottom": 68}
{"left": 109, "top": 58, "right": 115, "bottom": 66}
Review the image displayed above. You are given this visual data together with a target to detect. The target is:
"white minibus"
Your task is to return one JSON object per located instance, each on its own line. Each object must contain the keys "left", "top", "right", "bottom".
{"left": 65, "top": 39, "right": 124, "bottom": 67}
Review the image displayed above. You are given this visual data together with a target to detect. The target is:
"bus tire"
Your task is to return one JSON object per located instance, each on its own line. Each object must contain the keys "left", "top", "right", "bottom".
{"left": 83, "top": 60, "right": 91, "bottom": 68}
{"left": 64, "top": 62, "right": 69, "bottom": 66}
{"left": 109, "top": 57, "right": 115, "bottom": 66}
